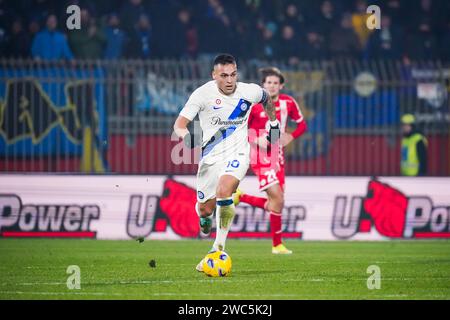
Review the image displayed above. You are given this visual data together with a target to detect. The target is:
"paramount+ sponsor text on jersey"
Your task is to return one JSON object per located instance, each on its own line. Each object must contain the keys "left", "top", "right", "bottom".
{"left": 0, "top": 194, "right": 100, "bottom": 238}
{"left": 210, "top": 117, "right": 246, "bottom": 126}
{"left": 332, "top": 179, "right": 450, "bottom": 239}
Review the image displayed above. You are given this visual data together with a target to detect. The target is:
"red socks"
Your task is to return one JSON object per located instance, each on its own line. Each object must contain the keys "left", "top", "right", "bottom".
{"left": 270, "top": 212, "right": 282, "bottom": 247}
{"left": 239, "top": 194, "right": 282, "bottom": 246}
{"left": 239, "top": 194, "right": 267, "bottom": 210}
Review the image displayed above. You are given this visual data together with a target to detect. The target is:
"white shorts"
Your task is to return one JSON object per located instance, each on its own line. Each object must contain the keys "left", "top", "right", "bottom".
{"left": 196, "top": 152, "right": 249, "bottom": 203}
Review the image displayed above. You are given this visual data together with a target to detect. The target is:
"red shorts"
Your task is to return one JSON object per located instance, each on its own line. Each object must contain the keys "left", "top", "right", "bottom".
{"left": 251, "top": 163, "right": 285, "bottom": 192}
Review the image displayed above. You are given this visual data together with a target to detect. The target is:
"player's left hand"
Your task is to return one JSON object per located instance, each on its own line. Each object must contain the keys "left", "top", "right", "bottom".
{"left": 266, "top": 120, "right": 281, "bottom": 144}
{"left": 280, "top": 133, "right": 294, "bottom": 147}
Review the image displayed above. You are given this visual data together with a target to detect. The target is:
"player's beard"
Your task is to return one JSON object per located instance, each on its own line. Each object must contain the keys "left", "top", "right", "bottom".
{"left": 224, "top": 84, "right": 236, "bottom": 95}
{"left": 218, "top": 85, "right": 236, "bottom": 95}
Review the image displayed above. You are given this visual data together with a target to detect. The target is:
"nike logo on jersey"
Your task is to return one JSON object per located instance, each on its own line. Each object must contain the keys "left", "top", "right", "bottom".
{"left": 212, "top": 106, "right": 223, "bottom": 110}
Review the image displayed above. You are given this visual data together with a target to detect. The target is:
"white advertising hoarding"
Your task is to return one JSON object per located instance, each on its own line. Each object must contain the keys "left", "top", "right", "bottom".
{"left": 0, "top": 175, "right": 449, "bottom": 240}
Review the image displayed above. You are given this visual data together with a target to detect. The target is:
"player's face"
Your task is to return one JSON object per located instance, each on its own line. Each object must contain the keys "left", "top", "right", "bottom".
{"left": 263, "top": 75, "right": 284, "bottom": 99}
{"left": 213, "top": 63, "right": 238, "bottom": 95}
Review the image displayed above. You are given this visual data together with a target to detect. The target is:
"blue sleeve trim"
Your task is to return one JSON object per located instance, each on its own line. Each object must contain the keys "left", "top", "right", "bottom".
{"left": 217, "top": 199, "right": 233, "bottom": 206}
{"left": 260, "top": 89, "right": 268, "bottom": 104}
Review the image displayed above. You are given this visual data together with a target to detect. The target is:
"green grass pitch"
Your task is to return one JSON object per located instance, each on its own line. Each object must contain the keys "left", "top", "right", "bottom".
{"left": 0, "top": 239, "right": 449, "bottom": 300}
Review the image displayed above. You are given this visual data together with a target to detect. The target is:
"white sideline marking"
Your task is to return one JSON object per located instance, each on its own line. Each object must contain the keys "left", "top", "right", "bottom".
{"left": 2, "top": 276, "right": 450, "bottom": 287}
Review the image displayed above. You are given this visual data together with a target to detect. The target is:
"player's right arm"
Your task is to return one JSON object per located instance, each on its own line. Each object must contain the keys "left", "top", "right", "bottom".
{"left": 173, "top": 116, "right": 195, "bottom": 148}
{"left": 174, "top": 87, "right": 203, "bottom": 148}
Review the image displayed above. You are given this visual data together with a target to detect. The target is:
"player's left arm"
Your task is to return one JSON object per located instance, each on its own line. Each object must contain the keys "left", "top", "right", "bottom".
{"left": 281, "top": 97, "right": 307, "bottom": 147}
{"left": 260, "top": 90, "right": 276, "bottom": 121}
{"left": 260, "top": 89, "right": 280, "bottom": 144}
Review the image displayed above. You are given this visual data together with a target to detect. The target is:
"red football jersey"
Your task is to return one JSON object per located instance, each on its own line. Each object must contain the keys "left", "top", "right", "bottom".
{"left": 248, "top": 94, "right": 306, "bottom": 168}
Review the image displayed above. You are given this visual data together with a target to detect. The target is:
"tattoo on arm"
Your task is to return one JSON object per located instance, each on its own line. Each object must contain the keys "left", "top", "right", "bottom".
{"left": 262, "top": 94, "right": 276, "bottom": 121}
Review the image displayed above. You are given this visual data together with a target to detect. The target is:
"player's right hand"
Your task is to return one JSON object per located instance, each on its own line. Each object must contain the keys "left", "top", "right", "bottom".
{"left": 183, "top": 133, "right": 197, "bottom": 148}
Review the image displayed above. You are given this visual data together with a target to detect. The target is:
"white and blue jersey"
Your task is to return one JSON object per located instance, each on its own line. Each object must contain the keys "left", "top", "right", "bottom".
{"left": 179, "top": 80, "right": 267, "bottom": 202}
{"left": 180, "top": 80, "right": 266, "bottom": 165}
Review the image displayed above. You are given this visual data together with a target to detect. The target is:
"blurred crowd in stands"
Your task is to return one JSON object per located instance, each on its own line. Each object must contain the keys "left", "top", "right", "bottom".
{"left": 0, "top": 0, "right": 449, "bottom": 62}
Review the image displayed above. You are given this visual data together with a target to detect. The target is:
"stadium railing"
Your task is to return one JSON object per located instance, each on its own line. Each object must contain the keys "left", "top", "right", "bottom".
{"left": 0, "top": 58, "right": 448, "bottom": 176}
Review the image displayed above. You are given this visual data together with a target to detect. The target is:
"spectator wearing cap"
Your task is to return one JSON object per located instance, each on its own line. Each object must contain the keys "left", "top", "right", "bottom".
{"left": 31, "top": 14, "right": 73, "bottom": 60}
{"left": 400, "top": 114, "right": 428, "bottom": 176}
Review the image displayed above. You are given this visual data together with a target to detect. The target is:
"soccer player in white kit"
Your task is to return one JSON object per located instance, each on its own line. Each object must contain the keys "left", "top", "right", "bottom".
{"left": 173, "top": 54, "right": 280, "bottom": 272}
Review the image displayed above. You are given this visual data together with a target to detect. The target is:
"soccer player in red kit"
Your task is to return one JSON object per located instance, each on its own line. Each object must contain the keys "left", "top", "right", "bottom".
{"left": 234, "top": 67, "right": 307, "bottom": 254}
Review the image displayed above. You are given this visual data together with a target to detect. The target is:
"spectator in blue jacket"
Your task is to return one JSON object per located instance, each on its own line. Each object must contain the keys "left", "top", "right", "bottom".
{"left": 104, "top": 13, "right": 126, "bottom": 59}
{"left": 31, "top": 14, "right": 73, "bottom": 60}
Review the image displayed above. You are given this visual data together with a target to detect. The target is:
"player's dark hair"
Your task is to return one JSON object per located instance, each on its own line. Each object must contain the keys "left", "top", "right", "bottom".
{"left": 213, "top": 54, "right": 236, "bottom": 67}
{"left": 260, "top": 67, "right": 285, "bottom": 84}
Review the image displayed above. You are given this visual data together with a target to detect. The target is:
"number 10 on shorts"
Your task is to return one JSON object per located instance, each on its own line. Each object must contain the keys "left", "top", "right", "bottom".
{"left": 227, "top": 160, "right": 240, "bottom": 168}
